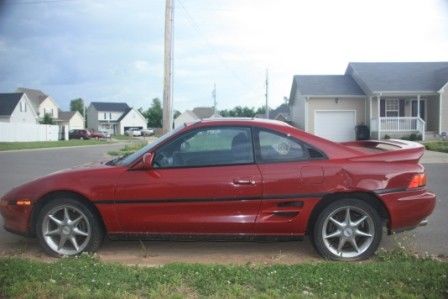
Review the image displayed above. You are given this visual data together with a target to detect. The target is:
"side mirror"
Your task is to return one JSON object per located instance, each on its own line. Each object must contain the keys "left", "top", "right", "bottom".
{"left": 142, "top": 152, "right": 154, "bottom": 169}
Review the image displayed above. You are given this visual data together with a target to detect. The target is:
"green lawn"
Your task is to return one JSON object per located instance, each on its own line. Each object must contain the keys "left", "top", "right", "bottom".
{"left": 0, "top": 140, "right": 111, "bottom": 151}
{"left": 0, "top": 251, "right": 447, "bottom": 298}
{"left": 425, "top": 141, "right": 448, "bottom": 153}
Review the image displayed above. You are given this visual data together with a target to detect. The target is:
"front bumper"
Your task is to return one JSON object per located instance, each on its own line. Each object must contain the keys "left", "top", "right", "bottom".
{"left": 0, "top": 200, "right": 33, "bottom": 236}
{"left": 379, "top": 188, "right": 436, "bottom": 231}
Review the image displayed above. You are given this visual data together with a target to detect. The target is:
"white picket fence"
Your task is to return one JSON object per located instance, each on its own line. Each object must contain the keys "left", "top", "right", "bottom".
{"left": 0, "top": 122, "right": 60, "bottom": 142}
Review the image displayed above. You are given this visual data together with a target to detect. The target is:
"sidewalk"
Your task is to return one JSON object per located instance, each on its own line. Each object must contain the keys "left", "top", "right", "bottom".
{"left": 421, "top": 150, "right": 448, "bottom": 164}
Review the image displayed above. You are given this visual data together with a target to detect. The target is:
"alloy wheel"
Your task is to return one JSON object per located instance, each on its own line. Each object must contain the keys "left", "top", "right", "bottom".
{"left": 321, "top": 206, "right": 375, "bottom": 259}
{"left": 41, "top": 204, "right": 91, "bottom": 255}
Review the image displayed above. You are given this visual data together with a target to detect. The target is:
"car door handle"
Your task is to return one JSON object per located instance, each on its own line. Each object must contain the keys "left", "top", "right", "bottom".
{"left": 233, "top": 179, "right": 256, "bottom": 185}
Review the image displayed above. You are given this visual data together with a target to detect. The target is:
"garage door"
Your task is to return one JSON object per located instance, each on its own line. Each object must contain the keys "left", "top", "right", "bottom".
{"left": 314, "top": 110, "right": 356, "bottom": 142}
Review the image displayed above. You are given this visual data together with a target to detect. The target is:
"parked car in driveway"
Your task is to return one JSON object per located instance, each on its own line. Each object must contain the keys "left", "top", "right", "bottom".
{"left": 125, "top": 128, "right": 142, "bottom": 136}
{"left": 69, "top": 129, "right": 91, "bottom": 140}
{"left": 0, "top": 119, "right": 436, "bottom": 260}
{"left": 89, "top": 130, "right": 107, "bottom": 139}
{"left": 141, "top": 128, "right": 155, "bottom": 136}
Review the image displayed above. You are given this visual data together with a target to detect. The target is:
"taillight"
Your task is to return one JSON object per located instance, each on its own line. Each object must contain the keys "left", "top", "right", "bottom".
{"left": 408, "top": 173, "right": 426, "bottom": 188}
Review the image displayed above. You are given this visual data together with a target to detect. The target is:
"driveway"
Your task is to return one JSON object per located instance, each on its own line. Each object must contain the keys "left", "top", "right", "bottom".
{"left": 0, "top": 147, "right": 446, "bottom": 264}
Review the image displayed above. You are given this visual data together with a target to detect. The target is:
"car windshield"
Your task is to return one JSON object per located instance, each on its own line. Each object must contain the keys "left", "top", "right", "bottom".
{"left": 108, "top": 126, "right": 185, "bottom": 166}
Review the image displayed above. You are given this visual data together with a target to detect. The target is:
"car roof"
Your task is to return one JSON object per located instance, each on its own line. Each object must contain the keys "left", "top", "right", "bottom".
{"left": 193, "top": 117, "right": 293, "bottom": 128}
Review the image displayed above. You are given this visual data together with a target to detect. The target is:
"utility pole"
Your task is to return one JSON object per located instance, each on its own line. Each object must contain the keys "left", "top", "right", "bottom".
{"left": 265, "top": 69, "right": 269, "bottom": 119}
{"left": 162, "top": 0, "right": 174, "bottom": 133}
{"left": 212, "top": 83, "right": 217, "bottom": 113}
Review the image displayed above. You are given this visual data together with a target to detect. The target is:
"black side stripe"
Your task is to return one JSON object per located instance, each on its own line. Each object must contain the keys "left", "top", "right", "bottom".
{"left": 94, "top": 192, "right": 327, "bottom": 205}
{"left": 374, "top": 187, "right": 408, "bottom": 195}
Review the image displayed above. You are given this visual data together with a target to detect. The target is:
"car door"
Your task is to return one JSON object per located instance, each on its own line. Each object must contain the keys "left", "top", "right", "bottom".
{"left": 115, "top": 126, "right": 263, "bottom": 235}
{"left": 253, "top": 128, "right": 326, "bottom": 236}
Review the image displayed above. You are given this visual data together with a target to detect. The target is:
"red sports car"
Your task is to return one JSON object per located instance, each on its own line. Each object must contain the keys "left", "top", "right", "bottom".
{"left": 0, "top": 119, "right": 436, "bottom": 260}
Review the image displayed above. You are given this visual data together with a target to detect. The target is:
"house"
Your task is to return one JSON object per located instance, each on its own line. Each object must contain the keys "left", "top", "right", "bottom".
{"left": 174, "top": 107, "right": 221, "bottom": 128}
{"left": 255, "top": 103, "right": 291, "bottom": 122}
{"left": 16, "top": 87, "right": 60, "bottom": 121}
{"left": 289, "top": 62, "right": 448, "bottom": 141}
{"left": 86, "top": 102, "right": 147, "bottom": 135}
{"left": 0, "top": 93, "right": 38, "bottom": 123}
{"left": 58, "top": 110, "right": 85, "bottom": 130}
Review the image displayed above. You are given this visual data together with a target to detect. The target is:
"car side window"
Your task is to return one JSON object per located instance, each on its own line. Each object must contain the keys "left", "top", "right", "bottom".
{"left": 153, "top": 127, "right": 254, "bottom": 168}
{"left": 257, "top": 130, "right": 307, "bottom": 162}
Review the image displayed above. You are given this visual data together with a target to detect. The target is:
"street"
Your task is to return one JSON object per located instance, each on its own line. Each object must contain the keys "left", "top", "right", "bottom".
{"left": 0, "top": 145, "right": 447, "bottom": 264}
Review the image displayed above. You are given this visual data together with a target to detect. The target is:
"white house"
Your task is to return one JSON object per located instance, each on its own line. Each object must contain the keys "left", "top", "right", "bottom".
{"left": 16, "top": 87, "right": 60, "bottom": 121}
{"left": 58, "top": 110, "right": 85, "bottom": 130}
{"left": 87, "top": 102, "right": 147, "bottom": 135}
{"left": 174, "top": 107, "right": 221, "bottom": 128}
{"left": 289, "top": 62, "right": 448, "bottom": 141}
{"left": 0, "top": 93, "right": 38, "bottom": 123}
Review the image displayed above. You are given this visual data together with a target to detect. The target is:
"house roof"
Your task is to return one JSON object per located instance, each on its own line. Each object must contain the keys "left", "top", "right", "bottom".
{"left": 292, "top": 75, "right": 365, "bottom": 96}
{"left": 255, "top": 103, "right": 291, "bottom": 121}
{"left": 90, "top": 102, "right": 130, "bottom": 112}
{"left": 0, "top": 93, "right": 24, "bottom": 116}
{"left": 346, "top": 62, "right": 448, "bottom": 93}
{"left": 16, "top": 87, "right": 48, "bottom": 111}
{"left": 58, "top": 111, "right": 76, "bottom": 121}
{"left": 192, "top": 107, "right": 215, "bottom": 119}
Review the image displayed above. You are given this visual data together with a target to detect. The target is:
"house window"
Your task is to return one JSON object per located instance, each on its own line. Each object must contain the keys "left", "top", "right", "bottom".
{"left": 20, "top": 101, "right": 25, "bottom": 112}
{"left": 385, "top": 99, "right": 399, "bottom": 117}
{"left": 104, "top": 113, "right": 107, "bottom": 120}
{"left": 109, "top": 112, "right": 112, "bottom": 119}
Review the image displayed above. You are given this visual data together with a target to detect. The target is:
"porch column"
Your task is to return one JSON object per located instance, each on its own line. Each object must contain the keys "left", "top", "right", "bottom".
{"left": 417, "top": 95, "right": 421, "bottom": 118}
{"left": 377, "top": 95, "right": 381, "bottom": 140}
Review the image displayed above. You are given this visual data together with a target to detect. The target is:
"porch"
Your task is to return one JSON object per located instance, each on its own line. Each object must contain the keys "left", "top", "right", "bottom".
{"left": 369, "top": 95, "right": 440, "bottom": 140}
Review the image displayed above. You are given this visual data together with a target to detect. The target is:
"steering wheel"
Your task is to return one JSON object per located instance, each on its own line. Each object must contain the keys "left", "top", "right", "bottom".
{"left": 153, "top": 152, "right": 170, "bottom": 168}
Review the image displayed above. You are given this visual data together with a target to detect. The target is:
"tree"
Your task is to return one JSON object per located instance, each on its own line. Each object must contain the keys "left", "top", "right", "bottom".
{"left": 219, "top": 106, "right": 257, "bottom": 117}
{"left": 173, "top": 110, "right": 181, "bottom": 119}
{"left": 255, "top": 106, "right": 267, "bottom": 115}
{"left": 141, "top": 98, "right": 163, "bottom": 128}
{"left": 40, "top": 113, "right": 54, "bottom": 124}
{"left": 70, "top": 98, "right": 85, "bottom": 116}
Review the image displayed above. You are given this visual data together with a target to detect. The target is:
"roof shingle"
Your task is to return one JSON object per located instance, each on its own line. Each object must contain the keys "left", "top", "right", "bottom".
{"left": 346, "top": 62, "right": 448, "bottom": 93}
{"left": 0, "top": 93, "right": 25, "bottom": 116}
{"left": 293, "top": 75, "right": 365, "bottom": 96}
{"left": 90, "top": 102, "right": 130, "bottom": 112}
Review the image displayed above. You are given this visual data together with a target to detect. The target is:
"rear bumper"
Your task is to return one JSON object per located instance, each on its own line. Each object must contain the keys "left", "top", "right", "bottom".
{"left": 379, "top": 188, "right": 436, "bottom": 231}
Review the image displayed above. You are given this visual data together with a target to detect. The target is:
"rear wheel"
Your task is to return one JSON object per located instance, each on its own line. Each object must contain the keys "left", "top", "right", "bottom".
{"left": 312, "top": 198, "right": 382, "bottom": 261}
{"left": 36, "top": 197, "right": 104, "bottom": 257}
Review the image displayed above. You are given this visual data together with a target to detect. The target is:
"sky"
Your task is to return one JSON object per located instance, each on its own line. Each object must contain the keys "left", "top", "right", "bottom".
{"left": 0, "top": 0, "right": 447, "bottom": 113}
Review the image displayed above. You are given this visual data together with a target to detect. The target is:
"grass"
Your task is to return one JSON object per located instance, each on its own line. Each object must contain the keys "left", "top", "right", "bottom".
{"left": 108, "top": 141, "right": 147, "bottom": 156}
{"left": 425, "top": 141, "right": 448, "bottom": 153}
{"left": 0, "top": 251, "right": 447, "bottom": 298}
{"left": 112, "top": 134, "right": 137, "bottom": 141}
{"left": 0, "top": 140, "right": 111, "bottom": 151}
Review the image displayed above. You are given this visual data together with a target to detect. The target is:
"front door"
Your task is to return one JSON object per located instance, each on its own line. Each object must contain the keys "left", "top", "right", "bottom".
{"left": 115, "top": 126, "right": 263, "bottom": 235}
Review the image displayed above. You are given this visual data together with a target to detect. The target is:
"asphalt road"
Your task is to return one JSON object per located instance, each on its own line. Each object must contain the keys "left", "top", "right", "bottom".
{"left": 0, "top": 145, "right": 446, "bottom": 264}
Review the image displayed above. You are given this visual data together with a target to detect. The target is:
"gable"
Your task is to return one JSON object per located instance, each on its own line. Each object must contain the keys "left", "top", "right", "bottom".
{"left": 118, "top": 108, "right": 146, "bottom": 124}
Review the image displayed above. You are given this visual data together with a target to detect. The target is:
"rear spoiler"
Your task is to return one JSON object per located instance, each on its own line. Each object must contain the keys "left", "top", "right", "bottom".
{"left": 341, "top": 139, "right": 425, "bottom": 163}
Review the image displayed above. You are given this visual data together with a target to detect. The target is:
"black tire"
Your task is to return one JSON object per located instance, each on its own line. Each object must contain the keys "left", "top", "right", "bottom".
{"left": 35, "top": 197, "right": 104, "bottom": 257}
{"left": 312, "top": 198, "right": 382, "bottom": 261}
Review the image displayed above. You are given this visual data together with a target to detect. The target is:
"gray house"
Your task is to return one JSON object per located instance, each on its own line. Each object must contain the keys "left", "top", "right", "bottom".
{"left": 289, "top": 62, "right": 448, "bottom": 141}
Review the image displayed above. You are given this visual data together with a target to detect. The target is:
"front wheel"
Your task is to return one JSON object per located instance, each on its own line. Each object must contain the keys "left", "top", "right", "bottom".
{"left": 312, "top": 198, "right": 382, "bottom": 261}
{"left": 36, "top": 198, "right": 104, "bottom": 257}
